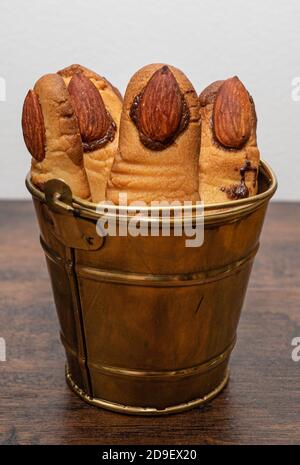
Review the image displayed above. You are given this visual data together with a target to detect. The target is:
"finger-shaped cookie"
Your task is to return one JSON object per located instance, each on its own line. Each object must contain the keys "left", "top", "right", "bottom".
{"left": 58, "top": 64, "right": 122, "bottom": 202}
{"left": 199, "top": 76, "right": 260, "bottom": 204}
{"left": 22, "top": 73, "right": 90, "bottom": 199}
{"left": 107, "top": 64, "right": 201, "bottom": 204}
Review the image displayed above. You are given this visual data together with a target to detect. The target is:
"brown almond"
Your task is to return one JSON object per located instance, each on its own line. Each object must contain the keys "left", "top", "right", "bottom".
{"left": 213, "top": 76, "right": 252, "bottom": 149}
{"left": 68, "top": 72, "right": 111, "bottom": 142}
{"left": 22, "top": 90, "right": 46, "bottom": 161}
{"left": 137, "top": 66, "right": 183, "bottom": 143}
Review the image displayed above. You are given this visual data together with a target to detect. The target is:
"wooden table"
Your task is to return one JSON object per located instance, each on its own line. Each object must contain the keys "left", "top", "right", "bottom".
{"left": 0, "top": 201, "right": 299, "bottom": 445}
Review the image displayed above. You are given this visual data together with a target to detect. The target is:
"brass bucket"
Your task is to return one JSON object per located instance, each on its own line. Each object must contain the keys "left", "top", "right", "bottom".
{"left": 26, "top": 160, "right": 277, "bottom": 415}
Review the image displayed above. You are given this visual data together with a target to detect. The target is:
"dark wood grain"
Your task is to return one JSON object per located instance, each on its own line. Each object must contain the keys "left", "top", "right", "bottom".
{"left": 0, "top": 201, "right": 299, "bottom": 445}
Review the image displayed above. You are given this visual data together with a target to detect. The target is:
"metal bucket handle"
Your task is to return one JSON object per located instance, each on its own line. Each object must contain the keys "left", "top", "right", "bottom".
{"left": 44, "top": 178, "right": 74, "bottom": 214}
{"left": 34, "top": 178, "right": 104, "bottom": 251}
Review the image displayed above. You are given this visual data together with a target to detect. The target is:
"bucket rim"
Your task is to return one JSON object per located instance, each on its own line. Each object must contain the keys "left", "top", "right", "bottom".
{"left": 25, "top": 159, "right": 277, "bottom": 222}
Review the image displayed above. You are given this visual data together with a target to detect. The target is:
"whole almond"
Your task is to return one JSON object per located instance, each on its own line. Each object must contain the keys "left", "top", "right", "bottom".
{"left": 137, "top": 66, "right": 183, "bottom": 143}
{"left": 213, "top": 76, "right": 252, "bottom": 149}
{"left": 22, "top": 90, "right": 46, "bottom": 161}
{"left": 68, "top": 72, "right": 111, "bottom": 143}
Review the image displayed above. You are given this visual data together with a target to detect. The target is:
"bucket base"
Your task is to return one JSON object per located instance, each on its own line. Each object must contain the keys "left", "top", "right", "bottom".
{"left": 65, "top": 367, "right": 229, "bottom": 416}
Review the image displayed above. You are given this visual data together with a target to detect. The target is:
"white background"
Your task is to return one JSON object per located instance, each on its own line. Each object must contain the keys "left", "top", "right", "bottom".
{"left": 0, "top": 0, "right": 299, "bottom": 200}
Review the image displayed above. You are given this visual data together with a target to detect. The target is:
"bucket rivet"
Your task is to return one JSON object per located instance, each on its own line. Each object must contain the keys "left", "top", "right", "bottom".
{"left": 84, "top": 236, "right": 94, "bottom": 246}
